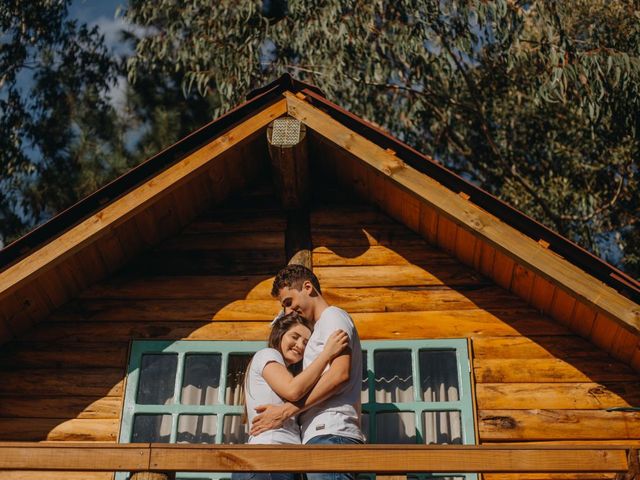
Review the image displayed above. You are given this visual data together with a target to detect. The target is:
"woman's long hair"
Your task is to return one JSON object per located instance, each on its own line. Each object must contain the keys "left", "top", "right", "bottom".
{"left": 241, "top": 311, "right": 313, "bottom": 424}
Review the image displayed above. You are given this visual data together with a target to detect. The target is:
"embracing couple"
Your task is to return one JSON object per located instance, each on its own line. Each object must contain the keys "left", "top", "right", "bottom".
{"left": 237, "top": 264, "right": 364, "bottom": 480}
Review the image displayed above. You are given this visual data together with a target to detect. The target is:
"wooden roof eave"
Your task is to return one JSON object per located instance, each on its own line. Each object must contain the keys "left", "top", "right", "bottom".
{"left": 283, "top": 92, "right": 640, "bottom": 340}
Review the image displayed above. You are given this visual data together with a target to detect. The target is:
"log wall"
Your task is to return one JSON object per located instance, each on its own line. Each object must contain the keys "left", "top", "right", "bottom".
{"left": 0, "top": 182, "right": 639, "bottom": 479}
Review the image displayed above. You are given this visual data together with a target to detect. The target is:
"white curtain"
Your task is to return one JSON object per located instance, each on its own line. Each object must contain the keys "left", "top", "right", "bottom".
{"left": 420, "top": 350, "right": 462, "bottom": 445}
{"left": 175, "top": 354, "right": 249, "bottom": 444}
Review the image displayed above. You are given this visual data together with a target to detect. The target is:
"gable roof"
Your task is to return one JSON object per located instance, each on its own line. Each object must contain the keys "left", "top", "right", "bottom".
{"left": 0, "top": 74, "right": 638, "bottom": 368}
{"left": 3, "top": 74, "right": 638, "bottom": 302}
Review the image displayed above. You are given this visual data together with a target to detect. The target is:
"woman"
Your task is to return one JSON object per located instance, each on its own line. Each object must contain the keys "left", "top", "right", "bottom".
{"left": 235, "top": 311, "right": 348, "bottom": 480}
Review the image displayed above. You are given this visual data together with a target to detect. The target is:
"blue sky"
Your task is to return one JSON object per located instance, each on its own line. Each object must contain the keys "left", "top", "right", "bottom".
{"left": 68, "top": 0, "right": 142, "bottom": 114}
{"left": 69, "top": 0, "right": 135, "bottom": 58}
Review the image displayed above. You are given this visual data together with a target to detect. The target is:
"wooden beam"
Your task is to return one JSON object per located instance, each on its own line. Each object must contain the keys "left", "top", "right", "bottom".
{"left": 267, "top": 116, "right": 309, "bottom": 210}
{"left": 0, "top": 443, "right": 632, "bottom": 473}
{"left": 284, "top": 92, "right": 640, "bottom": 336}
{"left": 285, "top": 210, "right": 312, "bottom": 269}
{"left": 0, "top": 99, "right": 288, "bottom": 305}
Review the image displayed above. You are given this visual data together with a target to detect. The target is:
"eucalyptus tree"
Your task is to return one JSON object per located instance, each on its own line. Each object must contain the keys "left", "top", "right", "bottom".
{"left": 124, "top": 0, "right": 640, "bottom": 275}
{"left": 0, "top": 0, "right": 126, "bottom": 245}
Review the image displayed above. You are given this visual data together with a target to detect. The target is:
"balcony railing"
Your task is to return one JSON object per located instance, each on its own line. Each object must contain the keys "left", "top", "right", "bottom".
{"left": 0, "top": 443, "right": 638, "bottom": 479}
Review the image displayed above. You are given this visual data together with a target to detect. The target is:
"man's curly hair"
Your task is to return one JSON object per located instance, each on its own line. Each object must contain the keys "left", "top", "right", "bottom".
{"left": 271, "top": 264, "right": 322, "bottom": 297}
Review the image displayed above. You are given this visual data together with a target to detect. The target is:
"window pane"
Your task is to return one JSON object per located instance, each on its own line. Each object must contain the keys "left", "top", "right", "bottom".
{"left": 222, "top": 414, "right": 248, "bottom": 444}
{"left": 131, "top": 414, "right": 171, "bottom": 443}
{"left": 226, "top": 354, "right": 252, "bottom": 405}
{"left": 361, "top": 351, "right": 369, "bottom": 404}
{"left": 376, "top": 411, "right": 416, "bottom": 443}
{"left": 419, "top": 350, "right": 460, "bottom": 402}
{"left": 137, "top": 354, "right": 177, "bottom": 405}
{"left": 423, "top": 411, "right": 462, "bottom": 444}
{"left": 182, "top": 354, "right": 221, "bottom": 405}
{"left": 374, "top": 350, "right": 414, "bottom": 402}
{"left": 177, "top": 415, "right": 217, "bottom": 443}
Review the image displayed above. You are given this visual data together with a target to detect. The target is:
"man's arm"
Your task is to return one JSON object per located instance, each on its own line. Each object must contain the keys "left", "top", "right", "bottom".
{"left": 250, "top": 350, "right": 351, "bottom": 436}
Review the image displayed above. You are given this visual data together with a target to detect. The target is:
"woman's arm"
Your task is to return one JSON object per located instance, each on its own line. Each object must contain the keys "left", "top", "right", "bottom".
{"left": 250, "top": 351, "right": 352, "bottom": 436}
{"left": 261, "top": 330, "right": 348, "bottom": 402}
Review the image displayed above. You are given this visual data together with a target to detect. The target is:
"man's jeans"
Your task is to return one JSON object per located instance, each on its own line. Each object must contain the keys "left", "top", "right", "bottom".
{"left": 305, "top": 434, "right": 364, "bottom": 480}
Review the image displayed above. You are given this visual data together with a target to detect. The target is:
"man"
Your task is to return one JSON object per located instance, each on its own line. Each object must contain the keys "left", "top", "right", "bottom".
{"left": 251, "top": 264, "right": 364, "bottom": 480}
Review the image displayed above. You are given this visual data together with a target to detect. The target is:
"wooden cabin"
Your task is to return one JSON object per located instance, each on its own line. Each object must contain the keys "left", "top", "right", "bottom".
{"left": 0, "top": 75, "right": 639, "bottom": 480}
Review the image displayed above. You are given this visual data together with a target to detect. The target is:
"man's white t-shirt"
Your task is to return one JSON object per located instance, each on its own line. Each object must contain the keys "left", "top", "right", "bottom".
{"left": 300, "top": 306, "right": 364, "bottom": 443}
{"left": 246, "top": 348, "right": 301, "bottom": 444}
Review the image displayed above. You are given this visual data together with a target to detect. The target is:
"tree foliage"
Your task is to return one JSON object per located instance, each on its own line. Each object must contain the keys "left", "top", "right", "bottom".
{"left": 0, "top": 0, "right": 126, "bottom": 242}
{"left": 0, "top": 1, "right": 215, "bottom": 246}
{"left": 1, "top": 0, "right": 638, "bottom": 279}
{"left": 124, "top": 0, "right": 640, "bottom": 275}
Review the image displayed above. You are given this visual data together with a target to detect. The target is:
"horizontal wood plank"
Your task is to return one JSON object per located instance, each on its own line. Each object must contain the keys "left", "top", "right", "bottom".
{"left": 0, "top": 443, "right": 630, "bottom": 473}
{"left": 484, "top": 474, "right": 616, "bottom": 480}
{"left": 0, "top": 396, "right": 121, "bottom": 419}
{"left": 478, "top": 410, "right": 640, "bottom": 440}
{"left": 311, "top": 207, "right": 396, "bottom": 226}
{"left": 130, "top": 248, "right": 286, "bottom": 275}
{"left": 315, "top": 265, "right": 490, "bottom": 288}
{"left": 474, "top": 358, "right": 640, "bottom": 383}
{"left": 312, "top": 226, "right": 427, "bottom": 248}
{"left": 52, "top": 299, "right": 280, "bottom": 322}
{"left": 79, "top": 275, "right": 274, "bottom": 300}
{"left": 472, "top": 336, "right": 609, "bottom": 359}
{"left": 0, "top": 342, "right": 128, "bottom": 368}
{"left": 0, "top": 369, "right": 123, "bottom": 396}
{"left": 312, "top": 245, "right": 450, "bottom": 267}
{"left": 184, "top": 215, "right": 286, "bottom": 233}
{"left": 149, "top": 444, "right": 630, "bottom": 473}
{"left": 476, "top": 383, "right": 640, "bottom": 409}
{"left": 0, "top": 472, "right": 114, "bottom": 480}
{"left": 0, "top": 418, "right": 119, "bottom": 441}
{"left": 156, "top": 231, "right": 284, "bottom": 251}
{"left": 324, "top": 286, "right": 531, "bottom": 313}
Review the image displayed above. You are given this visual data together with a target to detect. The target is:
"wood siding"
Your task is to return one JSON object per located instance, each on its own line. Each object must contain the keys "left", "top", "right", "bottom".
{"left": 0, "top": 180, "right": 639, "bottom": 478}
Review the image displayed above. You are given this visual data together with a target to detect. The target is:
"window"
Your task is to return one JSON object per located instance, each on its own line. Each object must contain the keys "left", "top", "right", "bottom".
{"left": 359, "top": 339, "right": 476, "bottom": 480}
{"left": 118, "top": 339, "right": 475, "bottom": 480}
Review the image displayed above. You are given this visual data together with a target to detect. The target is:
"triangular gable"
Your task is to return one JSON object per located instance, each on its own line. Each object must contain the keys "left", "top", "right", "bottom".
{"left": 0, "top": 75, "right": 638, "bottom": 371}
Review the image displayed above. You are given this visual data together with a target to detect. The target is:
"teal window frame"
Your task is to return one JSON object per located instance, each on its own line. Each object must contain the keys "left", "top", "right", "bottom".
{"left": 361, "top": 339, "right": 475, "bottom": 445}
{"left": 117, "top": 339, "right": 476, "bottom": 480}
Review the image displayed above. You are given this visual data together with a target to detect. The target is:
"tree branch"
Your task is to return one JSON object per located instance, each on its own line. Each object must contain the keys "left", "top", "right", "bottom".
{"left": 558, "top": 175, "right": 624, "bottom": 221}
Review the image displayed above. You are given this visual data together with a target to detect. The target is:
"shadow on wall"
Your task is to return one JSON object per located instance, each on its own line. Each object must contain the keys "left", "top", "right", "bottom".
{"left": 0, "top": 183, "right": 284, "bottom": 442}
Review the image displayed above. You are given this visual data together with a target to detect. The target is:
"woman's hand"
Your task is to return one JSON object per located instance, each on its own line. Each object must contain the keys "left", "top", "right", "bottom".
{"left": 322, "top": 329, "right": 349, "bottom": 360}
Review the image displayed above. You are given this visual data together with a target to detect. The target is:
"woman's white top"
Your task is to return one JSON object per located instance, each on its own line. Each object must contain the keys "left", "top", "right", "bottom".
{"left": 246, "top": 348, "right": 301, "bottom": 444}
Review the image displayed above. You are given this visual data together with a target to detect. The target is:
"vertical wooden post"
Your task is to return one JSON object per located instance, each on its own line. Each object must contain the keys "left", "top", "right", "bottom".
{"left": 267, "top": 116, "right": 309, "bottom": 210}
{"left": 267, "top": 116, "right": 312, "bottom": 269}
{"left": 285, "top": 211, "right": 312, "bottom": 269}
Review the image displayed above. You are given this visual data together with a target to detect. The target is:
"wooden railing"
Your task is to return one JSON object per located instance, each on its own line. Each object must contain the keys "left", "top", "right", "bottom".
{"left": 0, "top": 443, "right": 638, "bottom": 478}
